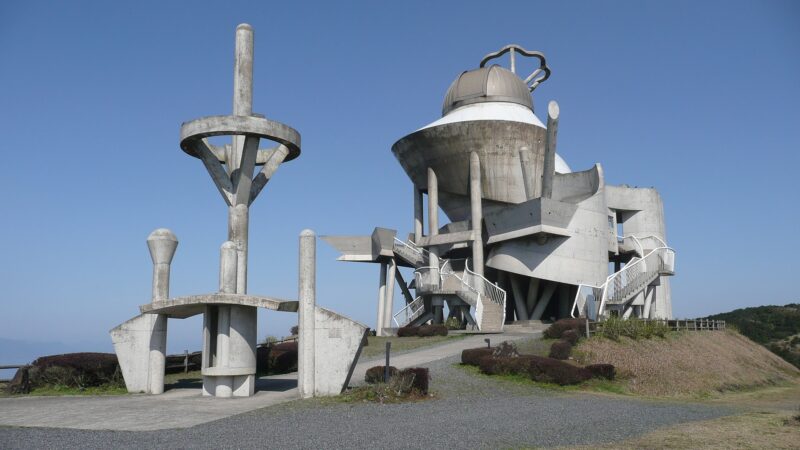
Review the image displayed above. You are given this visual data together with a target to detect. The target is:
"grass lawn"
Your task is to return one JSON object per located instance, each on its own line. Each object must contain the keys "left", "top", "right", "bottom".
{"left": 360, "top": 334, "right": 468, "bottom": 359}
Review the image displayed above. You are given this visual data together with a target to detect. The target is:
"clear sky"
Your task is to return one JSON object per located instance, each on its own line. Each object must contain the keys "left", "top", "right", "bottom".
{"left": 0, "top": 1, "right": 798, "bottom": 361}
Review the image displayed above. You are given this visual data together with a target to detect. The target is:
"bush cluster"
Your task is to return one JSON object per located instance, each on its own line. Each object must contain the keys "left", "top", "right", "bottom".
{"left": 28, "top": 353, "right": 122, "bottom": 389}
{"left": 444, "top": 317, "right": 463, "bottom": 330}
{"left": 479, "top": 355, "right": 593, "bottom": 385}
{"left": 364, "top": 366, "right": 429, "bottom": 395}
{"left": 585, "top": 363, "right": 616, "bottom": 380}
{"left": 365, "top": 365, "right": 398, "bottom": 384}
{"left": 548, "top": 340, "right": 573, "bottom": 360}
{"left": 257, "top": 341, "right": 298, "bottom": 375}
{"left": 543, "top": 318, "right": 587, "bottom": 339}
{"left": 598, "top": 317, "right": 669, "bottom": 341}
{"left": 461, "top": 347, "right": 494, "bottom": 366}
{"left": 397, "top": 324, "right": 448, "bottom": 337}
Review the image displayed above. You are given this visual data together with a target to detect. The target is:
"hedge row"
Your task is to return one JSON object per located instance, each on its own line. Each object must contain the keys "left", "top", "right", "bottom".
{"left": 397, "top": 324, "right": 448, "bottom": 337}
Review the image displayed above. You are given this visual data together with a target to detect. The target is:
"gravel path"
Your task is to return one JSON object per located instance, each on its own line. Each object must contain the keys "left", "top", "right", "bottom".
{"left": 0, "top": 348, "right": 734, "bottom": 449}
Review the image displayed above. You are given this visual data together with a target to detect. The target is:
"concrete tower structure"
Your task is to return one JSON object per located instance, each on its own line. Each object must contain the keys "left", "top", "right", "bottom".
{"left": 111, "top": 24, "right": 368, "bottom": 398}
{"left": 324, "top": 45, "right": 675, "bottom": 334}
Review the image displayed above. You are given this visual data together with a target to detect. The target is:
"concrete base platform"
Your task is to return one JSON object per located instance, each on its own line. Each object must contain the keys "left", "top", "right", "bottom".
{"left": 0, "top": 374, "right": 298, "bottom": 431}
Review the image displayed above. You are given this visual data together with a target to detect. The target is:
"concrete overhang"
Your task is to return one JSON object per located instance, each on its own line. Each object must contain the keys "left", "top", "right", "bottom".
{"left": 371, "top": 227, "right": 397, "bottom": 259}
{"left": 320, "top": 235, "right": 375, "bottom": 262}
{"left": 485, "top": 197, "right": 577, "bottom": 244}
{"left": 140, "top": 293, "right": 299, "bottom": 319}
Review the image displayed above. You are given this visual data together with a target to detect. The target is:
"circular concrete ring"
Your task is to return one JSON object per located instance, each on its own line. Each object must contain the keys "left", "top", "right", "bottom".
{"left": 180, "top": 115, "right": 301, "bottom": 161}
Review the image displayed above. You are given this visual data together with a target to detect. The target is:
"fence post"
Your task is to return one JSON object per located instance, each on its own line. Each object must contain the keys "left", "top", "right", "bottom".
{"left": 184, "top": 350, "right": 189, "bottom": 373}
{"left": 585, "top": 318, "right": 591, "bottom": 338}
{"left": 384, "top": 342, "right": 391, "bottom": 383}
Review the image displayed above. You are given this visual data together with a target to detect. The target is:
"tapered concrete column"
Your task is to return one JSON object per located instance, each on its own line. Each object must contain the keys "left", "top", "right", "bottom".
{"left": 413, "top": 186, "right": 423, "bottom": 242}
{"left": 542, "top": 101, "right": 559, "bottom": 199}
{"left": 298, "top": 229, "right": 316, "bottom": 398}
{"left": 147, "top": 229, "right": 178, "bottom": 302}
{"left": 145, "top": 229, "right": 177, "bottom": 395}
{"left": 469, "top": 152, "right": 484, "bottom": 276}
{"left": 383, "top": 258, "right": 397, "bottom": 330}
{"left": 376, "top": 262, "right": 388, "bottom": 336}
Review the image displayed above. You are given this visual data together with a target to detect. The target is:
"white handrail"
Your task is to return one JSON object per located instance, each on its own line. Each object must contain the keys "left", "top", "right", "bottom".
{"left": 572, "top": 234, "right": 675, "bottom": 320}
{"left": 393, "top": 296, "right": 425, "bottom": 327}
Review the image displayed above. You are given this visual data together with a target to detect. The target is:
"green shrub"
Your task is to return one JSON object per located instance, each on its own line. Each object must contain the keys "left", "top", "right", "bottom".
{"left": 585, "top": 363, "right": 616, "bottom": 380}
{"left": 597, "top": 317, "right": 669, "bottom": 341}
{"left": 445, "top": 317, "right": 462, "bottom": 330}
{"left": 543, "top": 319, "right": 587, "bottom": 339}
{"left": 417, "top": 324, "right": 448, "bottom": 337}
{"left": 397, "top": 326, "right": 418, "bottom": 337}
{"left": 365, "top": 365, "right": 398, "bottom": 384}
{"left": 549, "top": 340, "right": 573, "bottom": 360}
{"left": 461, "top": 347, "right": 494, "bottom": 366}
{"left": 492, "top": 341, "right": 519, "bottom": 357}
{"left": 562, "top": 329, "right": 580, "bottom": 345}
{"left": 479, "top": 355, "right": 592, "bottom": 385}
{"left": 29, "top": 353, "right": 121, "bottom": 389}
{"left": 399, "top": 367, "right": 430, "bottom": 394}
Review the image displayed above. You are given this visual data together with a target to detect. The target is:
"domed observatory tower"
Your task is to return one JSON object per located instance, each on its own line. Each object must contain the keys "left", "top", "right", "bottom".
{"left": 325, "top": 45, "right": 675, "bottom": 334}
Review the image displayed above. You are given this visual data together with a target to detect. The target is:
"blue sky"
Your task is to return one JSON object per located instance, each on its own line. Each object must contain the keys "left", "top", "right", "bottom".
{"left": 0, "top": 1, "right": 798, "bottom": 362}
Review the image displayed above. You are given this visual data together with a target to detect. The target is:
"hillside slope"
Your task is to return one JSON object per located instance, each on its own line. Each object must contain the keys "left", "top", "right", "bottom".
{"left": 574, "top": 330, "right": 799, "bottom": 397}
{"left": 705, "top": 303, "right": 800, "bottom": 368}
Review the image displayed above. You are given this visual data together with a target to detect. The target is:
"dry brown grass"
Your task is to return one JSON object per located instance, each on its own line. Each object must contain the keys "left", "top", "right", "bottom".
{"left": 574, "top": 330, "right": 800, "bottom": 397}
{"left": 562, "top": 411, "right": 800, "bottom": 450}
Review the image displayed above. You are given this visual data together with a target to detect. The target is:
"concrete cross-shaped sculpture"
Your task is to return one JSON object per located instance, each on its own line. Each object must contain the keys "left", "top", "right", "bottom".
{"left": 178, "top": 24, "right": 301, "bottom": 295}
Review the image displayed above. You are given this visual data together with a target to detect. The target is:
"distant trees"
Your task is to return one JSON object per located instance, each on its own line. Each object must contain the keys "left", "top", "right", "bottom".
{"left": 706, "top": 303, "right": 800, "bottom": 368}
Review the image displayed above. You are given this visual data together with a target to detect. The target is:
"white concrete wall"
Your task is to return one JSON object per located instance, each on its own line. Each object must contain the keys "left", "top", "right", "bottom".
{"left": 109, "top": 313, "right": 167, "bottom": 394}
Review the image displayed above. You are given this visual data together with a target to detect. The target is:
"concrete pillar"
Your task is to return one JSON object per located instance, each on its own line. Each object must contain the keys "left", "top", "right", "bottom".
{"left": 526, "top": 278, "right": 540, "bottom": 319}
{"left": 469, "top": 153, "right": 484, "bottom": 276}
{"left": 541, "top": 101, "right": 559, "bottom": 199}
{"left": 509, "top": 275, "right": 527, "bottom": 322}
{"left": 413, "top": 185, "right": 423, "bottom": 243}
{"left": 228, "top": 204, "right": 249, "bottom": 294}
{"left": 558, "top": 283, "right": 570, "bottom": 319}
{"left": 531, "top": 281, "right": 557, "bottom": 320}
{"left": 145, "top": 229, "right": 177, "bottom": 395}
{"left": 427, "top": 167, "right": 439, "bottom": 268}
{"left": 383, "top": 258, "right": 397, "bottom": 330}
{"left": 519, "top": 147, "right": 535, "bottom": 200}
{"left": 298, "top": 229, "right": 316, "bottom": 398}
{"left": 207, "top": 241, "right": 239, "bottom": 398}
{"left": 229, "top": 23, "right": 254, "bottom": 171}
{"left": 376, "top": 262, "right": 388, "bottom": 336}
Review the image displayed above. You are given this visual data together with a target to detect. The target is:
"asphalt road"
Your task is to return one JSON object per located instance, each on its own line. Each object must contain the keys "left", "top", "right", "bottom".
{"left": 0, "top": 349, "right": 733, "bottom": 449}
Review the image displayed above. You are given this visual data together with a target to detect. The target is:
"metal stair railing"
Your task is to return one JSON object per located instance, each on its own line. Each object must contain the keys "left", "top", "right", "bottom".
{"left": 393, "top": 296, "right": 425, "bottom": 327}
{"left": 461, "top": 259, "right": 506, "bottom": 306}
{"left": 393, "top": 237, "right": 429, "bottom": 266}
{"left": 571, "top": 235, "right": 675, "bottom": 319}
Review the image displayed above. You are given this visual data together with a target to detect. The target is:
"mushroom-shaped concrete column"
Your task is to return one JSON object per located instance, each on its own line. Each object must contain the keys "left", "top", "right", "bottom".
{"left": 147, "top": 229, "right": 178, "bottom": 302}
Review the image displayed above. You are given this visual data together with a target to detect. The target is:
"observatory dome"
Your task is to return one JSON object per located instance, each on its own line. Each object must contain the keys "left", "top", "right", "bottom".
{"left": 442, "top": 65, "right": 533, "bottom": 116}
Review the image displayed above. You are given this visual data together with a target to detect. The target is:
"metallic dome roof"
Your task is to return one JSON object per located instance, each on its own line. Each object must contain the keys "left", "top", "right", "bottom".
{"left": 442, "top": 65, "right": 533, "bottom": 116}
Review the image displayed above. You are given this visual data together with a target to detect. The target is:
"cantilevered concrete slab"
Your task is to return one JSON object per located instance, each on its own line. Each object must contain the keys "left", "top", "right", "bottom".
{"left": 140, "top": 293, "right": 298, "bottom": 319}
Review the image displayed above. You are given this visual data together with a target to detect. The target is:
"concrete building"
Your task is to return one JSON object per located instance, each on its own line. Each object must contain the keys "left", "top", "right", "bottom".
{"left": 324, "top": 45, "right": 675, "bottom": 334}
{"left": 111, "top": 24, "right": 367, "bottom": 398}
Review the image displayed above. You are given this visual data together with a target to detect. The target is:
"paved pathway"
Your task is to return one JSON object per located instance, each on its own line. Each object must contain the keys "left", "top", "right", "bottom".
{"left": 0, "top": 332, "right": 532, "bottom": 431}
{"left": 0, "top": 373, "right": 298, "bottom": 431}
